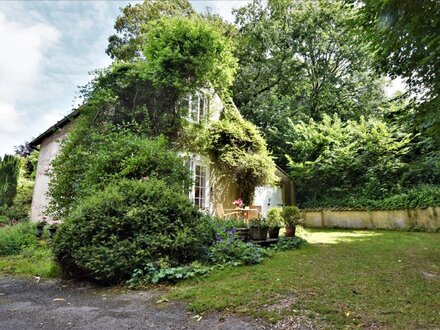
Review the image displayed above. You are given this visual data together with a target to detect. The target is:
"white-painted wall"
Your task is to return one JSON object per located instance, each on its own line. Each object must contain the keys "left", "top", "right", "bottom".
{"left": 30, "top": 123, "right": 72, "bottom": 222}
{"left": 253, "top": 185, "right": 283, "bottom": 217}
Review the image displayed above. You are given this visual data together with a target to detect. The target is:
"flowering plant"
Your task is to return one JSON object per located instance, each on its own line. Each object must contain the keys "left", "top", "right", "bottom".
{"left": 232, "top": 198, "right": 244, "bottom": 208}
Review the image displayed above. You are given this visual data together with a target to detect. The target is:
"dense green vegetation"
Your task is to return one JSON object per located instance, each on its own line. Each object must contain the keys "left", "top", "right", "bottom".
{"left": 230, "top": 0, "right": 440, "bottom": 208}
{"left": 0, "top": 155, "right": 20, "bottom": 211}
{"left": 48, "top": 11, "right": 277, "bottom": 284}
{"left": 206, "top": 105, "right": 277, "bottom": 204}
{"left": 0, "top": 223, "right": 59, "bottom": 277}
{"left": 0, "top": 152, "right": 37, "bottom": 222}
{"left": 169, "top": 228, "right": 440, "bottom": 328}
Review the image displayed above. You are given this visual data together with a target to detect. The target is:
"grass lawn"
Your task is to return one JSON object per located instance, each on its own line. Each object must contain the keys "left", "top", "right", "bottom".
{"left": 168, "top": 228, "right": 440, "bottom": 329}
{"left": 0, "top": 243, "right": 60, "bottom": 278}
{"left": 0, "top": 222, "right": 60, "bottom": 278}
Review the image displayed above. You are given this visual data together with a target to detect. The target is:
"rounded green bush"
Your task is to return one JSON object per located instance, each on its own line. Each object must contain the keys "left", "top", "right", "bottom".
{"left": 53, "top": 179, "right": 210, "bottom": 284}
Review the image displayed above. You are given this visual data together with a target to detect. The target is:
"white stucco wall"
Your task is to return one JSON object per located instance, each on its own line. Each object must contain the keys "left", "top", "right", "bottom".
{"left": 30, "top": 123, "right": 72, "bottom": 222}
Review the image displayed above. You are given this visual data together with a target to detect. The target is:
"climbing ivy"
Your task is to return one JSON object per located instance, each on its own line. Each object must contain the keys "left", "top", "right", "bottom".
{"left": 206, "top": 100, "right": 277, "bottom": 205}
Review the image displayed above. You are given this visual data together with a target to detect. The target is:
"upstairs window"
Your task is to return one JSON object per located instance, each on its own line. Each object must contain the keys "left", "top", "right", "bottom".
{"left": 183, "top": 92, "right": 208, "bottom": 124}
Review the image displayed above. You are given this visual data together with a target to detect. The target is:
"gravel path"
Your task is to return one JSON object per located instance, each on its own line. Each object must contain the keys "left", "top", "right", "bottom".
{"left": 0, "top": 276, "right": 268, "bottom": 330}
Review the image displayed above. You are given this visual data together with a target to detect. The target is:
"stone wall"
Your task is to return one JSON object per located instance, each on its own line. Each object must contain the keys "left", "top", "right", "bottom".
{"left": 302, "top": 208, "right": 440, "bottom": 230}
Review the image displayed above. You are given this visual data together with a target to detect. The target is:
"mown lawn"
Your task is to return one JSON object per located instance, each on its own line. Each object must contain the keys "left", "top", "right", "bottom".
{"left": 168, "top": 228, "right": 440, "bottom": 329}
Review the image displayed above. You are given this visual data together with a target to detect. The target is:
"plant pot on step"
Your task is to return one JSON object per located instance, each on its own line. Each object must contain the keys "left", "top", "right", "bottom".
{"left": 284, "top": 225, "right": 296, "bottom": 237}
{"left": 249, "top": 227, "right": 268, "bottom": 241}
{"left": 268, "top": 227, "right": 280, "bottom": 239}
{"left": 234, "top": 228, "right": 250, "bottom": 241}
{"left": 48, "top": 227, "right": 57, "bottom": 239}
{"left": 36, "top": 225, "right": 44, "bottom": 239}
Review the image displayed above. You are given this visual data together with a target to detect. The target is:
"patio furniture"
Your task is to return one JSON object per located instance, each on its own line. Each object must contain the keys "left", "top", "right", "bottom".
{"left": 216, "top": 203, "right": 240, "bottom": 219}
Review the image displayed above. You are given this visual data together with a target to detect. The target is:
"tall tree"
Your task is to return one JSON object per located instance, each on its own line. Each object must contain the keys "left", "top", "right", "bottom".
{"left": 233, "top": 0, "right": 387, "bottom": 168}
{"left": 0, "top": 155, "right": 20, "bottom": 209}
{"left": 106, "top": 0, "right": 195, "bottom": 61}
{"left": 359, "top": 0, "right": 440, "bottom": 147}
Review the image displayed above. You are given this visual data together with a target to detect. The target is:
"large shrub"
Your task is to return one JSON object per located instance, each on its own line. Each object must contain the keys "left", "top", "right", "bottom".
{"left": 48, "top": 132, "right": 191, "bottom": 218}
{"left": 53, "top": 179, "right": 211, "bottom": 284}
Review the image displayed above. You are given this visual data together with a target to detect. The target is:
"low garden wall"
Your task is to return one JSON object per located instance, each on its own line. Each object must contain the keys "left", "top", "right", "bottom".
{"left": 302, "top": 207, "right": 440, "bottom": 230}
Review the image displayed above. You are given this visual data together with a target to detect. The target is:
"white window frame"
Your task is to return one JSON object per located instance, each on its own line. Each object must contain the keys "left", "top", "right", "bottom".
{"left": 183, "top": 154, "right": 210, "bottom": 211}
{"left": 184, "top": 92, "right": 208, "bottom": 124}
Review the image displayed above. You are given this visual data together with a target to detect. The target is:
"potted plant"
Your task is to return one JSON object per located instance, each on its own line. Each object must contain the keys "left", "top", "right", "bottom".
{"left": 36, "top": 219, "right": 47, "bottom": 239}
{"left": 282, "top": 206, "right": 302, "bottom": 237}
{"left": 267, "top": 207, "right": 283, "bottom": 239}
{"left": 48, "top": 222, "right": 59, "bottom": 239}
{"left": 224, "top": 217, "right": 249, "bottom": 241}
{"left": 249, "top": 218, "right": 269, "bottom": 241}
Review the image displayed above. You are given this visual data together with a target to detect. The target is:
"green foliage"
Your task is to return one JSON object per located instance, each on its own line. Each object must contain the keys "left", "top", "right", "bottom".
{"left": 360, "top": 0, "right": 440, "bottom": 146}
{"left": 303, "top": 185, "right": 440, "bottom": 210}
{"left": 206, "top": 104, "right": 277, "bottom": 204}
{"left": 48, "top": 132, "right": 190, "bottom": 218}
{"left": 0, "top": 155, "right": 20, "bottom": 209}
{"left": 286, "top": 114, "right": 412, "bottom": 207}
{"left": 52, "top": 179, "right": 210, "bottom": 284}
{"left": 208, "top": 225, "right": 269, "bottom": 266}
{"left": 233, "top": 0, "right": 388, "bottom": 169}
{"left": 4, "top": 179, "right": 34, "bottom": 221}
{"left": 106, "top": 0, "right": 196, "bottom": 61}
{"left": 0, "top": 245, "right": 60, "bottom": 278}
{"left": 282, "top": 206, "right": 302, "bottom": 227}
{"left": 3, "top": 155, "right": 36, "bottom": 221}
{"left": 142, "top": 16, "right": 237, "bottom": 92}
{"left": 266, "top": 207, "right": 283, "bottom": 228}
{"left": 128, "top": 261, "right": 212, "bottom": 286}
{"left": 222, "top": 217, "right": 247, "bottom": 229}
{"left": 249, "top": 218, "right": 268, "bottom": 229}
{"left": 273, "top": 236, "right": 306, "bottom": 251}
{"left": 0, "top": 222, "right": 37, "bottom": 256}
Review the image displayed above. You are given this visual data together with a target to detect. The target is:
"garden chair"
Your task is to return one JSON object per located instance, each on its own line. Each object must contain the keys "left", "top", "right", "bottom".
{"left": 216, "top": 203, "right": 240, "bottom": 219}
{"left": 247, "top": 205, "right": 263, "bottom": 220}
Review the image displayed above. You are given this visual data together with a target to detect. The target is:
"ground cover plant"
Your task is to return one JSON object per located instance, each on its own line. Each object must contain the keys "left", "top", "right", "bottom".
{"left": 168, "top": 228, "right": 440, "bottom": 329}
{"left": 0, "top": 223, "right": 59, "bottom": 278}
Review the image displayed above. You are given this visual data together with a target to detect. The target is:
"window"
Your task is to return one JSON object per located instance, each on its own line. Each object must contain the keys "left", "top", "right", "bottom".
{"left": 184, "top": 92, "right": 208, "bottom": 124}
{"left": 184, "top": 157, "right": 209, "bottom": 210}
{"left": 194, "top": 165, "right": 207, "bottom": 208}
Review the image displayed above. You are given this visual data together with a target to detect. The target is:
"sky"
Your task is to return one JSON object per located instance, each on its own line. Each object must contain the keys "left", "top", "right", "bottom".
{"left": 0, "top": 0, "right": 250, "bottom": 156}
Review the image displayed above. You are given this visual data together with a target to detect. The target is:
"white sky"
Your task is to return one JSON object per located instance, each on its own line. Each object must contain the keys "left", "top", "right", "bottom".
{"left": 0, "top": 1, "right": 403, "bottom": 156}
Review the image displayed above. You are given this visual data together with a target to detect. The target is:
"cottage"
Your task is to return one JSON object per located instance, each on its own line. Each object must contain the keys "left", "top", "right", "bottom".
{"left": 29, "top": 93, "right": 294, "bottom": 222}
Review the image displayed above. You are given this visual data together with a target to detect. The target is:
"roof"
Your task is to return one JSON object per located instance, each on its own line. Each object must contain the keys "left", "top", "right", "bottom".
{"left": 29, "top": 109, "right": 80, "bottom": 149}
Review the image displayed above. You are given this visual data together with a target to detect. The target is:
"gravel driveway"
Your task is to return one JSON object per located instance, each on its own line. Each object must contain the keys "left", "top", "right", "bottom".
{"left": 0, "top": 276, "right": 268, "bottom": 330}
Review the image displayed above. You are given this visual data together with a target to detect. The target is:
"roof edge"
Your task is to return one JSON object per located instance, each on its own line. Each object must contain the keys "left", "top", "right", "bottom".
{"left": 29, "top": 109, "right": 80, "bottom": 149}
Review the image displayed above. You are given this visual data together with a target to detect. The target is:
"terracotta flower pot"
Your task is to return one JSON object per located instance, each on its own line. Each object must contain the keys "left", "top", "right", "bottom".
{"left": 284, "top": 226, "right": 296, "bottom": 237}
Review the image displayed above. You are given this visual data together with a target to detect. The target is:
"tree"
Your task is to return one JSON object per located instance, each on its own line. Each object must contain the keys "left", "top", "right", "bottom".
{"left": 106, "top": 0, "right": 195, "bottom": 61}
{"left": 285, "top": 114, "right": 412, "bottom": 206}
{"left": 233, "top": 0, "right": 388, "bottom": 169}
{"left": 142, "top": 16, "right": 237, "bottom": 92}
{"left": 0, "top": 155, "right": 20, "bottom": 209}
{"left": 359, "top": 0, "right": 440, "bottom": 147}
